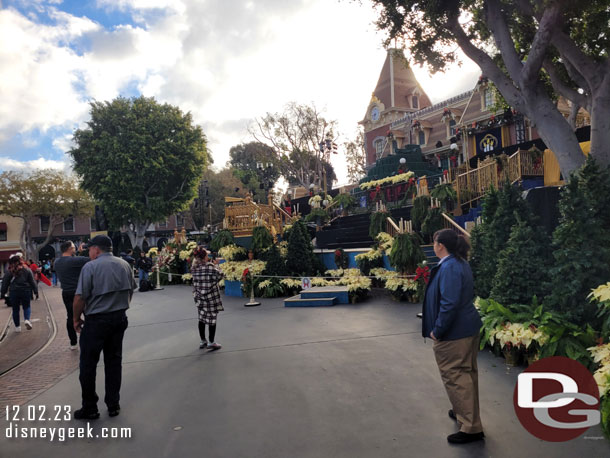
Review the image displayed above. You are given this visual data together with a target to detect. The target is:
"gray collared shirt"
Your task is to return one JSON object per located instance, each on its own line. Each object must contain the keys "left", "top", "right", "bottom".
{"left": 76, "top": 252, "right": 136, "bottom": 316}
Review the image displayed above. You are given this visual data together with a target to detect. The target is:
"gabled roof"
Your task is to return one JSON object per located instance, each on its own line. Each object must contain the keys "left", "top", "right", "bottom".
{"left": 371, "top": 49, "right": 432, "bottom": 112}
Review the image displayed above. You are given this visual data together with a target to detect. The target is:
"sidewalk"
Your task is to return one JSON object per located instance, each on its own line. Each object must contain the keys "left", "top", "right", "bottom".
{"left": 0, "top": 285, "right": 80, "bottom": 406}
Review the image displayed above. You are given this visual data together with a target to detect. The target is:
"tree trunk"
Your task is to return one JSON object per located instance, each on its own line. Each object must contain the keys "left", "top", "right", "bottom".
{"left": 588, "top": 75, "right": 610, "bottom": 167}
{"left": 19, "top": 218, "right": 28, "bottom": 258}
{"left": 134, "top": 222, "right": 150, "bottom": 249}
{"left": 521, "top": 90, "right": 585, "bottom": 177}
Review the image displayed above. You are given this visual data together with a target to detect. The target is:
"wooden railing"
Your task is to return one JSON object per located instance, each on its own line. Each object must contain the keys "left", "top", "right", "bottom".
{"left": 453, "top": 149, "right": 543, "bottom": 207}
{"left": 223, "top": 196, "right": 292, "bottom": 238}
{"left": 386, "top": 216, "right": 402, "bottom": 238}
{"left": 441, "top": 212, "right": 470, "bottom": 238}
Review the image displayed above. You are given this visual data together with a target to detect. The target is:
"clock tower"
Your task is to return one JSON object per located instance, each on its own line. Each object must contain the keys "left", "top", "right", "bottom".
{"left": 360, "top": 49, "right": 431, "bottom": 167}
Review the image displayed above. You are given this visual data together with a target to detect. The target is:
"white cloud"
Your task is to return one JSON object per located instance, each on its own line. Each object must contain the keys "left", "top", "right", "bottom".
{"left": 0, "top": 156, "right": 69, "bottom": 172}
{"left": 0, "top": 0, "right": 481, "bottom": 184}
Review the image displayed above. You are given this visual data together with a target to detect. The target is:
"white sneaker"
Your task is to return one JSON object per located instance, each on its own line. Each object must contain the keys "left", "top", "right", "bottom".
{"left": 24, "top": 320, "right": 32, "bottom": 330}
{"left": 15, "top": 326, "right": 21, "bottom": 333}
{"left": 208, "top": 342, "right": 221, "bottom": 350}
{"left": 199, "top": 341, "right": 208, "bottom": 349}
{"left": 70, "top": 344, "right": 78, "bottom": 350}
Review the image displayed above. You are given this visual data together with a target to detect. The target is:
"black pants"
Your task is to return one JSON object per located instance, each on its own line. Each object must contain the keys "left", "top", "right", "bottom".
{"left": 198, "top": 322, "right": 216, "bottom": 342}
{"left": 79, "top": 310, "right": 128, "bottom": 411}
{"left": 61, "top": 291, "right": 78, "bottom": 345}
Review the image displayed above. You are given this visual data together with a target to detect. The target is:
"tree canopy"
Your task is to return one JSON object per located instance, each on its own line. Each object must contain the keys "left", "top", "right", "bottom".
{"left": 69, "top": 96, "right": 208, "bottom": 247}
{"left": 369, "top": 0, "right": 610, "bottom": 176}
{"left": 250, "top": 102, "right": 338, "bottom": 189}
{"left": 190, "top": 168, "right": 245, "bottom": 228}
{"left": 344, "top": 128, "right": 367, "bottom": 183}
{"left": 229, "top": 141, "right": 280, "bottom": 202}
{"left": 0, "top": 170, "right": 94, "bottom": 259}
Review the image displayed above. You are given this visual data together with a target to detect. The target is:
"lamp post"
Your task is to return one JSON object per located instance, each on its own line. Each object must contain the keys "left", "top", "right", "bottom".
{"left": 318, "top": 135, "right": 337, "bottom": 194}
{"left": 256, "top": 162, "right": 275, "bottom": 203}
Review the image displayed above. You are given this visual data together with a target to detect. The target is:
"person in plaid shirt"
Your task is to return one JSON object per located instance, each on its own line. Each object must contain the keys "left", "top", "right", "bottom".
{"left": 191, "top": 246, "right": 224, "bottom": 350}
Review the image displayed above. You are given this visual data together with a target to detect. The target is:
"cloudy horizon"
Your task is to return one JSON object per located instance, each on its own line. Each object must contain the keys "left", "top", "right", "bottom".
{"left": 0, "top": 0, "right": 480, "bottom": 184}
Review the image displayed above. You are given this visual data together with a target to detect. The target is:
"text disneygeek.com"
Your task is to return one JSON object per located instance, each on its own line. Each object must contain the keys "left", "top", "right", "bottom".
{"left": 4, "top": 405, "right": 132, "bottom": 441}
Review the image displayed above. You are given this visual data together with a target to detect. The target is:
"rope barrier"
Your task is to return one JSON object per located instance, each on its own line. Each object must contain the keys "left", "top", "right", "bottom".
{"left": 151, "top": 268, "right": 417, "bottom": 280}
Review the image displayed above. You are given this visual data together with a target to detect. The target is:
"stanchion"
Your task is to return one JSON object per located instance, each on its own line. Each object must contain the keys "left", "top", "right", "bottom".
{"left": 244, "top": 272, "right": 260, "bottom": 307}
{"left": 153, "top": 267, "right": 164, "bottom": 290}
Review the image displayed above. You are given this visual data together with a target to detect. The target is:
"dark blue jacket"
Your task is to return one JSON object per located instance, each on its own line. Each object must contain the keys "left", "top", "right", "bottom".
{"left": 422, "top": 255, "right": 481, "bottom": 341}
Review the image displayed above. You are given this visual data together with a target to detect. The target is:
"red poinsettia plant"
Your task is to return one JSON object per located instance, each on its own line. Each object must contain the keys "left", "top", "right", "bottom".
{"left": 414, "top": 263, "right": 430, "bottom": 302}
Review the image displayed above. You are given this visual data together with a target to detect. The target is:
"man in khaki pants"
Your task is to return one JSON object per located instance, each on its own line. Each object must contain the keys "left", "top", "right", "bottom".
{"left": 422, "top": 229, "right": 484, "bottom": 444}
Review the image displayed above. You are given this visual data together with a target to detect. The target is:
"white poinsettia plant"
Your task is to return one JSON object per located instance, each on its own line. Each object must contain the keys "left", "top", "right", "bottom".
{"left": 370, "top": 268, "right": 398, "bottom": 280}
{"left": 355, "top": 249, "right": 382, "bottom": 261}
{"left": 490, "top": 322, "right": 549, "bottom": 351}
{"left": 218, "top": 244, "right": 246, "bottom": 261}
{"left": 219, "top": 260, "right": 266, "bottom": 281}
{"left": 376, "top": 232, "right": 394, "bottom": 253}
{"left": 385, "top": 277, "right": 417, "bottom": 293}
{"left": 588, "top": 343, "right": 610, "bottom": 397}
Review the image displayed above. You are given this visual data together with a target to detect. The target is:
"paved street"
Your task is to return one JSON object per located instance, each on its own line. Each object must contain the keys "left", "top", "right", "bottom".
{"left": 1, "top": 286, "right": 609, "bottom": 457}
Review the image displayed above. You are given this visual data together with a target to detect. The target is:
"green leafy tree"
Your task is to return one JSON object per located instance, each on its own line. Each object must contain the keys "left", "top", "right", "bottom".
{"left": 471, "top": 187, "right": 500, "bottom": 297}
{"left": 369, "top": 0, "right": 610, "bottom": 174}
{"left": 69, "top": 96, "right": 208, "bottom": 248}
{"left": 0, "top": 170, "right": 94, "bottom": 259}
{"left": 190, "top": 168, "right": 244, "bottom": 229}
{"left": 490, "top": 216, "right": 551, "bottom": 306}
{"left": 229, "top": 142, "right": 280, "bottom": 202}
{"left": 547, "top": 158, "right": 610, "bottom": 325}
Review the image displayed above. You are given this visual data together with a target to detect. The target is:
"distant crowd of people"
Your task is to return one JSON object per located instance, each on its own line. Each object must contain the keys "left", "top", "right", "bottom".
{"left": 0, "top": 237, "right": 224, "bottom": 421}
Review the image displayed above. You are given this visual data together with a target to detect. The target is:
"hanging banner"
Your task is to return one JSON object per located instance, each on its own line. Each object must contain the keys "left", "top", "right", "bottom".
{"left": 475, "top": 127, "right": 502, "bottom": 157}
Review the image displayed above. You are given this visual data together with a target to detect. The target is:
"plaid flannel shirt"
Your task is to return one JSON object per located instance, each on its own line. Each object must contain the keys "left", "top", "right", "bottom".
{"left": 192, "top": 261, "right": 224, "bottom": 313}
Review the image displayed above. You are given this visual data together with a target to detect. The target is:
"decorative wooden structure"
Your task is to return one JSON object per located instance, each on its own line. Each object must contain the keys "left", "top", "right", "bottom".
{"left": 223, "top": 193, "right": 293, "bottom": 238}
{"left": 453, "top": 149, "right": 544, "bottom": 208}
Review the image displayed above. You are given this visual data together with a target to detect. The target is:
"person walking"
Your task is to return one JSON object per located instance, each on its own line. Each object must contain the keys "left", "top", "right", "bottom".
{"left": 421, "top": 229, "right": 484, "bottom": 444}
{"left": 191, "top": 246, "right": 224, "bottom": 350}
{"left": 54, "top": 241, "right": 90, "bottom": 350}
{"left": 73, "top": 235, "right": 136, "bottom": 420}
{"left": 1, "top": 255, "right": 38, "bottom": 332}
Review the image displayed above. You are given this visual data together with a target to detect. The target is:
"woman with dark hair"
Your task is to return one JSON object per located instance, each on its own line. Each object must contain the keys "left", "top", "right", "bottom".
{"left": 422, "top": 229, "right": 484, "bottom": 444}
{"left": 191, "top": 246, "right": 224, "bottom": 350}
{"left": 1, "top": 255, "right": 38, "bottom": 332}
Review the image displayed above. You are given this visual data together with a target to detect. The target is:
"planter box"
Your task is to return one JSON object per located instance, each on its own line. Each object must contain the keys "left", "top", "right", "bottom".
{"left": 224, "top": 280, "right": 243, "bottom": 297}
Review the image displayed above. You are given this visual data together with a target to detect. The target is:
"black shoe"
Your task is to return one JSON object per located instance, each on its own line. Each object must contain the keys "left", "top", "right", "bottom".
{"left": 448, "top": 409, "right": 457, "bottom": 421}
{"left": 74, "top": 408, "right": 100, "bottom": 420}
{"left": 447, "top": 431, "right": 484, "bottom": 444}
{"left": 108, "top": 405, "right": 120, "bottom": 417}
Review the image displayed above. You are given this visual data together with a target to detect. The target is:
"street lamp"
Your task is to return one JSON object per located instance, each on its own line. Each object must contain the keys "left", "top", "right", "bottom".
{"left": 318, "top": 135, "right": 337, "bottom": 194}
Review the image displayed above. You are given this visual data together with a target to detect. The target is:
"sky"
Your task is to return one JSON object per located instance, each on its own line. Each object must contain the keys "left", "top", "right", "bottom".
{"left": 0, "top": 0, "right": 481, "bottom": 186}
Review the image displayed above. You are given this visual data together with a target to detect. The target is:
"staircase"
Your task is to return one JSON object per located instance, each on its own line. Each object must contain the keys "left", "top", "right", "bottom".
{"left": 315, "top": 207, "right": 413, "bottom": 249}
{"left": 284, "top": 286, "right": 350, "bottom": 307}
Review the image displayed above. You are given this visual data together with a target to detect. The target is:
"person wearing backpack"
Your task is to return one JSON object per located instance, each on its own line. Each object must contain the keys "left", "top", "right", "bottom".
{"left": 1, "top": 255, "right": 38, "bottom": 332}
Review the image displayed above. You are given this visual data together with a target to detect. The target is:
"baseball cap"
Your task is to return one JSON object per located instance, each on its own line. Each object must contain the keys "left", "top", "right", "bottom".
{"left": 86, "top": 235, "right": 113, "bottom": 249}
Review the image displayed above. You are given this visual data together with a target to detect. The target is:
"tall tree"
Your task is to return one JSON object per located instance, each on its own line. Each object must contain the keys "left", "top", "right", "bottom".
{"left": 69, "top": 96, "right": 208, "bottom": 248}
{"left": 0, "top": 170, "right": 94, "bottom": 259}
{"left": 369, "top": 0, "right": 610, "bottom": 176}
{"left": 344, "top": 128, "right": 367, "bottom": 183}
{"left": 190, "top": 168, "right": 245, "bottom": 228}
{"left": 250, "top": 102, "right": 338, "bottom": 189}
{"left": 229, "top": 142, "right": 280, "bottom": 202}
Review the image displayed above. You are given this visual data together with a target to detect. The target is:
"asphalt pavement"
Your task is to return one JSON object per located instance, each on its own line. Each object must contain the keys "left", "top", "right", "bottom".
{"left": 1, "top": 286, "right": 608, "bottom": 457}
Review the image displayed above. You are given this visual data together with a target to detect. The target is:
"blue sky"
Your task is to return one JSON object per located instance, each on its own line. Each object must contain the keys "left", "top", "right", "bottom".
{"left": 0, "top": 0, "right": 479, "bottom": 182}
